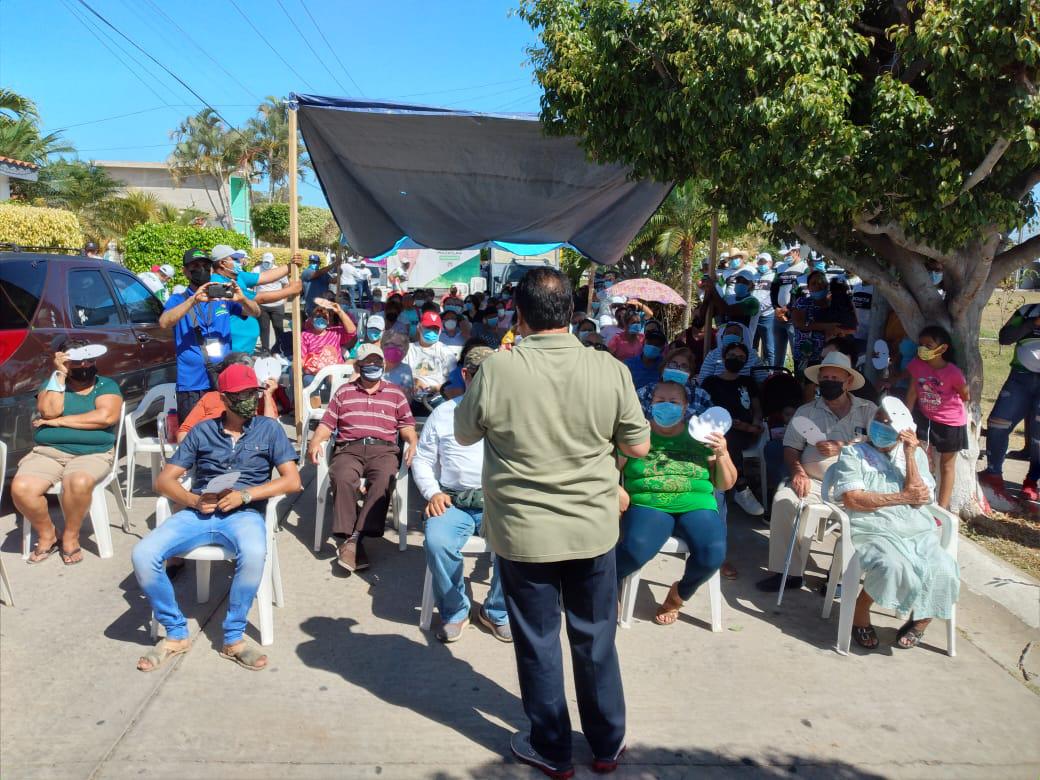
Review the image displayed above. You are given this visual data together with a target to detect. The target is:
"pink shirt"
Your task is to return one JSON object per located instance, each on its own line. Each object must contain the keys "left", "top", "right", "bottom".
{"left": 301, "top": 325, "right": 355, "bottom": 374}
{"left": 608, "top": 333, "right": 645, "bottom": 361}
{"left": 907, "top": 357, "right": 967, "bottom": 426}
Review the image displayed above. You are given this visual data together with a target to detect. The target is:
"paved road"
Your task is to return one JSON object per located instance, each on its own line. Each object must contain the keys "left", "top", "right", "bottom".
{"left": 2, "top": 463, "right": 1039, "bottom": 779}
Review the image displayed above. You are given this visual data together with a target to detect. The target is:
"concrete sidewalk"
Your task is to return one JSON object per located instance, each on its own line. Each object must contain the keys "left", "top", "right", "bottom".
{"left": 2, "top": 464, "right": 1039, "bottom": 779}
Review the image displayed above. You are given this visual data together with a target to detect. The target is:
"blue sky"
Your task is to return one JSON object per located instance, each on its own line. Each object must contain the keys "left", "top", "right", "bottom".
{"left": 0, "top": 0, "right": 543, "bottom": 205}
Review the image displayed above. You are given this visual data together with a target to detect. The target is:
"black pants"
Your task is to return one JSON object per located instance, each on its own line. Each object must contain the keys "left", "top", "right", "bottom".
{"left": 498, "top": 550, "right": 625, "bottom": 765}
{"left": 175, "top": 389, "right": 207, "bottom": 425}
{"left": 257, "top": 306, "right": 285, "bottom": 354}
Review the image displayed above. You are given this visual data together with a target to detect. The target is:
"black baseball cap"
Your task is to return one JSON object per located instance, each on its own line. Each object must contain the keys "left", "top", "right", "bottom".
{"left": 182, "top": 248, "right": 210, "bottom": 265}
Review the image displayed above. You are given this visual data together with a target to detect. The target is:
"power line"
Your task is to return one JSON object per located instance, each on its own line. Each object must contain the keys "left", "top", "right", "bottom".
{"left": 296, "top": 0, "right": 364, "bottom": 95}
{"left": 393, "top": 77, "right": 529, "bottom": 100}
{"left": 55, "top": 105, "right": 259, "bottom": 131}
{"left": 274, "top": 0, "right": 346, "bottom": 94}
{"left": 445, "top": 83, "right": 533, "bottom": 108}
{"left": 226, "top": 0, "right": 316, "bottom": 91}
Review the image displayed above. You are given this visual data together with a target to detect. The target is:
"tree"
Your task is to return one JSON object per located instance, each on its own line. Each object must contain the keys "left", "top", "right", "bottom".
{"left": 0, "top": 88, "right": 73, "bottom": 164}
{"left": 245, "top": 96, "right": 310, "bottom": 201}
{"left": 519, "top": 0, "right": 1040, "bottom": 407}
{"left": 14, "top": 160, "right": 122, "bottom": 240}
{"left": 169, "top": 109, "right": 253, "bottom": 227}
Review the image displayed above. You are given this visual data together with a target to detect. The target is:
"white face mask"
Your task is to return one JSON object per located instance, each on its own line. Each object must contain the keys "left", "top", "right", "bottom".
{"left": 443, "top": 319, "right": 458, "bottom": 333}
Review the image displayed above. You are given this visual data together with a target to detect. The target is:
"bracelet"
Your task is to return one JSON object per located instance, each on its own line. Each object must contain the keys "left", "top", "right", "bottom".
{"left": 45, "top": 372, "right": 66, "bottom": 392}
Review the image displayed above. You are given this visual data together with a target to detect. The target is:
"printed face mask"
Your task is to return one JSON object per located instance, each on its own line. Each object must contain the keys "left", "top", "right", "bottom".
{"left": 312, "top": 317, "right": 328, "bottom": 330}
{"left": 917, "top": 344, "right": 945, "bottom": 361}
{"left": 651, "top": 401, "right": 685, "bottom": 427}
{"left": 360, "top": 364, "right": 384, "bottom": 381}
{"left": 226, "top": 393, "right": 258, "bottom": 418}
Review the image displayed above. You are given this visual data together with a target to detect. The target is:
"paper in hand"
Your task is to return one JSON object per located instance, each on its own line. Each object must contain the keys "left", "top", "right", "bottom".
{"left": 66, "top": 344, "right": 108, "bottom": 361}
{"left": 791, "top": 416, "right": 826, "bottom": 445}
{"left": 204, "top": 471, "right": 241, "bottom": 494}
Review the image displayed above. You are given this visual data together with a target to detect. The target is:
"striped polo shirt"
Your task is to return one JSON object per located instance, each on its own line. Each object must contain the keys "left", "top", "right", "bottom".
{"left": 319, "top": 379, "right": 415, "bottom": 443}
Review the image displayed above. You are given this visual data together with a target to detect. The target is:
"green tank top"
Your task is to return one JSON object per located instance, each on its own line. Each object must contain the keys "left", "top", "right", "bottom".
{"left": 623, "top": 430, "right": 718, "bottom": 514}
{"left": 34, "top": 375, "right": 122, "bottom": 455}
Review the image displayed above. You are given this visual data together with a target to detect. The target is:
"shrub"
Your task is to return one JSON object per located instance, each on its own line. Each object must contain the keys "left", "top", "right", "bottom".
{"left": 251, "top": 203, "right": 290, "bottom": 244}
{"left": 0, "top": 203, "right": 84, "bottom": 250}
{"left": 122, "top": 222, "right": 250, "bottom": 286}
{"left": 250, "top": 202, "right": 339, "bottom": 250}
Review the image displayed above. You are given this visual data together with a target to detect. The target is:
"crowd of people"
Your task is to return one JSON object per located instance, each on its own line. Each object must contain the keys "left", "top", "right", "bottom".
{"left": 9, "top": 244, "right": 967, "bottom": 777}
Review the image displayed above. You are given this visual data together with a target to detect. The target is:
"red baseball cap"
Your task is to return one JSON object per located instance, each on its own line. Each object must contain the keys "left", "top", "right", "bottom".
{"left": 217, "top": 364, "right": 260, "bottom": 393}
{"left": 420, "top": 311, "right": 442, "bottom": 329}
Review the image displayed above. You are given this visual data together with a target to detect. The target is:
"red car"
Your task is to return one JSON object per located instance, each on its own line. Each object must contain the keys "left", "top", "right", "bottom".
{"left": 1, "top": 252, "right": 176, "bottom": 471}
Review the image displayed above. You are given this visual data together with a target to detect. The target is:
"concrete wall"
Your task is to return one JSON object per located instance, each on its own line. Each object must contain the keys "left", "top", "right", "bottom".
{"left": 95, "top": 162, "right": 227, "bottom": 221}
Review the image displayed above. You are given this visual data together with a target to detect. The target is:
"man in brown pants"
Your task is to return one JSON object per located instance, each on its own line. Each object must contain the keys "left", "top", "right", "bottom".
{"left": 307, "top": 344, "right": 417, "bottom": 571}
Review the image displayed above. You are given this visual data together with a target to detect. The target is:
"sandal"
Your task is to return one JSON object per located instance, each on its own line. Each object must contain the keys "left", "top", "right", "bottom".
{"left": 852, "top": 624, "right": 879, "bottom": 650}
{"left": 720, "top": 561, "right": 738, "bottom": 580}
{"left": 137, "top": 639, "right": 190, "bottom": 672}
{"left": 896, "top": 618, "right": 930, "bottom": 649}
{"left": 219, "top": 642, "right": 268, "bottom": 671}
{"left": 653, "top": 583, "right": 684, "bottom": 626}
{"left": 60, "top": 547, "right": 83, "bottom": 566}
{"left": 27, "top": 540, "right": 60, "bottom": 565}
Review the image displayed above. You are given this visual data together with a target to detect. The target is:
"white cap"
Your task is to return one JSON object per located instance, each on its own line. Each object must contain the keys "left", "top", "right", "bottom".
{"left": 755, "top": 252, "right": 772, "bottom": 264}
{"left": 211, "top": 244, "right": 236, "bottom": 261}
{"left": 610, "top": 295, "right": 626, "bottom": 305}
{"left": 367, "top": 315, "right": 385, "bottom": 330}
{"left": 158, "top": 264, "right": 175, "bottom": 278}
{"left": 597, "top": 313, "right": 615, "bottom": 328}
{"left": 260, "top": 252, "right": 275, "bottom": 265}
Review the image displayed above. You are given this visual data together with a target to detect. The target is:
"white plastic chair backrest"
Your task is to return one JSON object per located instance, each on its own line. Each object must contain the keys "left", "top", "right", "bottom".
{"left": 302, "top": 363, "right": 355, "bottom": 397}
{"left": 469, "top": 277, "right": 487, "bottom": 294}
{"left": 0, "top": 440, "right": 7, "bottom": 498}
{"left": 108, "top": 403, "right": 127, "bottom": 481}
{"left": 127, "top": 383, "right": 176, "bottom": 444}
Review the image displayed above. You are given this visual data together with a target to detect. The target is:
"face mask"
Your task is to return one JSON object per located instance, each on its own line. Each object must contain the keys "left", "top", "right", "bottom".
{"left": 502, "top": 293, "right": 511, "bottom": 301}
{"left": 642, "top": 344, "right": 662, "bottom": 360}
{"left": 757, "top": 264, "right": 770, "bottom": 275}
{"left": 628, "top": 323, "right": 644, "bottom": 335}
{"left": 662, "top": 368, "right": 690, "bottom": 385}
{"left": 226, "top": 394, "right": 258, "bottom": 418}
{"left": 722, "top": 333, "right": 741, "bottom": 347}
{"left": 651, "top": 401, "right": 685, "bottom": 427}
{"left": 814, "top": 261, "right": 827, "bottom": 272}
{"left": 186, "top": 266, "right": 210, "bottom": 288}
{"left": 868, "top": 420, "right": 899, "bottom": 449}
{"left": 818, "top": 378, "right": 845, "bottom": 401}
{"left": 497, "top": 307, "right": 506, "bottom": 318}
{"left": 421, "top": 328, "right": 440, "bottom": 344}
{"left": 930, "top": 271, "right": 943, "bottom": 285}
{"left": 734, "top": 283, "right": 750, "bottom": 298}
{"left": 917, "top": 344, "right": 945, "bottom": 361}
{"left": 359, "top": 364, "right": 384, "bottom": 381}
{"left": 591, "top": 301, "right": 601, "bottom": 311}
{"left": 579, "top": 330, "right": 594, "bottom": 342}
{"left": 464, "top": 303, "right": 474, "bottom": 313}
{"left": 728, "top": 258, "right": 742, "bottom": 269}
{"left": 68, "top": 365, "right": 97, "bottom": 383}
{"left": 724, "top": 356, "right": 746, "bottom": 373}
{"left": 383, "top": 346, "right": 404, "bottom": 364}
{"left": 230, "top": 260, "right": 242, "bottom": 274}
{"left": 312, "top": 317, "right": 328, "bottom": 330}
{"left": 366, "top": 328, "right": 382, "bottom": 342}
{"left": 444, "top": 305, "right": 462, "bottom": 314}
{"left": 443, "top": 319, "right": 458, "bottom": 332}
{"left": 810, "top": 289, "right": 829, "bottom": 301}
{"left": 486, "top": 317, "right": 499, "bottom": 327}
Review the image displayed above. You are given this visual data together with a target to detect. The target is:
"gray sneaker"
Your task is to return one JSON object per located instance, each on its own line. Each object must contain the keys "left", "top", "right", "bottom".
{"left": 510, "top": 732, "right": 574, "bottom": 779}
{"left": 477, "top": 607, "right": 512, "bottom": 642}
{"left": 436, "top": 616, "right": 469, "bottom": 643}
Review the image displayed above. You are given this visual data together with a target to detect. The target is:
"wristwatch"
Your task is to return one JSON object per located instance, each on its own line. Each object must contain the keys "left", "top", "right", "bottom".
{"left": 239, "top": 490, "right": 253, "bottom": 505}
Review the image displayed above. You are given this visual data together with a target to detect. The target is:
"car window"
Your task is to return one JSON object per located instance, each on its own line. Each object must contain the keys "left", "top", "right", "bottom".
{"left": 0, "top": 258, "right": 47, "bottom": 329}
{"left": 110, "top": 272, "right": 162, "bottom": 325}
{"left": 68, "top": 269, "right": 124, "bottom": 328}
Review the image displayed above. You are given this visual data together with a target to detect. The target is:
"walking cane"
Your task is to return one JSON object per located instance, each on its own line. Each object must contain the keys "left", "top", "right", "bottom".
{"left": 776, "top": 496, "right": 805, "bottom": 607}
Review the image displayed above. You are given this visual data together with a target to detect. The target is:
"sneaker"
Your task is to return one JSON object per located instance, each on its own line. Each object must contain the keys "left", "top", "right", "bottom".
{"left": 336, "top": 539, "right": 358, "bottom": 571}
{"left": 1022, "top": 479, "right": 1039, "bottom": 503}
{"left": 978, "top": 471, "right": 1016, "bottom": 512}
{"left": 510, "top": 732, "right": 574, "bottom": 779}
{"left": 477, "top": 607, "right": 512, "bottom": 642}
{"left": 755, "top": 573, "right": 803, "bottom": 593}
{"left": 734, "top": 487, "right": 765, "bottom": 516}
{"left": 592, "top": 744, "right": 626, "bottom": 774}
{"left": 436, "top": 616, "right": 469, "bottom": 643}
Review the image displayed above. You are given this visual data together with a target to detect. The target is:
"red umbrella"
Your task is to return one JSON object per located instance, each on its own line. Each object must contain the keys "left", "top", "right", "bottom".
{"left": 605, "top": 278, "right": 685, "bottom": 306}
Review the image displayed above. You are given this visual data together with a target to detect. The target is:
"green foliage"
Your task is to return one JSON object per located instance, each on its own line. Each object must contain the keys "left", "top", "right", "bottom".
{"left": 0, "top": 88, "right": 72, "bottom": 164}
{"left": 0, "top": 203, "right": 83, "bottom": 249}
{"left": 251, "top": 202, "right": 290, "bottom": 243}
{"left": 249, "top": 202, "right": 338, "bottom": 249}
{"left": 122, "top": 222, "right": 250, "bottom": 285}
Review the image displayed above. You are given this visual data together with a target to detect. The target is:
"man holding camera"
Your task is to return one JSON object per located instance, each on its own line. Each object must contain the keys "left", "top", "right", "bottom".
{"left": 159, "top": 248, "right": 261, "bottom": 421}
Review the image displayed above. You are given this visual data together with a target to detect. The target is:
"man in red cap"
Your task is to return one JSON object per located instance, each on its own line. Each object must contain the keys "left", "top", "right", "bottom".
{"left": 133, "top": 363, "right": 301, "bottom": 673}
{"left": 404, "top": 310, "right": 458, "bottom": 404}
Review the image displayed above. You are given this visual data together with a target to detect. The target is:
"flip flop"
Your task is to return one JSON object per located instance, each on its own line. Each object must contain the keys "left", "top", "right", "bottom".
{"left": 137, "top": 639, "right": 190, "bottom": 672}
{"left": 26, "top": 540, "right": 60, "bottom": 565}
{"left": 60, "top": 547, "right": 83, "bottom": 566}
{"left": 219, "top": 642, "right": 268, "bottom": 671}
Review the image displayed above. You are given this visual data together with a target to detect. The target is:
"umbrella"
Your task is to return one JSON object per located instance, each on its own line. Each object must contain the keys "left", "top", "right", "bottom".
{"left": 605, "top": 278, "right": 685, "bottom": 306}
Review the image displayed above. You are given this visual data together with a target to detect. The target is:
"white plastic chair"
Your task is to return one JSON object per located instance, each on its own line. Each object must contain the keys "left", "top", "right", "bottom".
{"left": 618, "top": 537, "right": 723, "bottom": 632}
{"left": 312, "top": 438, "right": 410, "bottom": 552}
{"left": 419, "top": 535, "right": 489, "bottom": 630}
{"left": 0, "top": 441, "right": 13, "bottom": 606}
{"left": 819, "top": 497, "right": 958, "bottom": 657}
{"left": 21, "top": 404, "right": 129, "bottom": 560}
{"left": 123, "top": 383, "right": 177, "bottom": 508}
{"left": 741, "top": 427, "right": 770, "bottom": 509}
{"left": 149, "top": 479, "right": 284, "bottom": 647}
{"left": 297, "top": 364, "right": 355, "bottom": 464}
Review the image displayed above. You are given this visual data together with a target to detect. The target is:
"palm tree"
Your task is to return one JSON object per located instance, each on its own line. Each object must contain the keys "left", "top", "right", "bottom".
{"left": 245, "top": 96, "right": 310, "bottom": 201}
{"left": 0, "top": 89, "right": 73, "bottom": 165}
{"left": 95, "top": 189, "right": 162, "bottom": 238}
{"left": 633, "top": 182, "right": 714, "bottom": 327}
{"left": 158, "top": 203, "right": 208, "bottom": 225}
{"left": 0, "top": 88, "right": 39, "bottom": 123}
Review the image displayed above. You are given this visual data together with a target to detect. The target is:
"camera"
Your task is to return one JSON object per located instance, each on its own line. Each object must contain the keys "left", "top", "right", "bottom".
{"left": 206, "top": 283, "right": 234, "bottom": 299}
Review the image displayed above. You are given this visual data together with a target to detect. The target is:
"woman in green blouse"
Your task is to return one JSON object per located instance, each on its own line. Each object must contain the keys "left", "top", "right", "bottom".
{"left": 616, "top": 381, "right": 737, "bottom": 625}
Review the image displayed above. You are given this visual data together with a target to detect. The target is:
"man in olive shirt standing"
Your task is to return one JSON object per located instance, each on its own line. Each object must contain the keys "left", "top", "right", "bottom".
{"left": 455, "top": 268, "right": 651, "bottom": 778}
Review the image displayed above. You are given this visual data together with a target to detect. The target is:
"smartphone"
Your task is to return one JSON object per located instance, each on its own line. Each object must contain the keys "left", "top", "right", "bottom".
{"left": 206, "top": 283, "right": 234, "bottom": 299}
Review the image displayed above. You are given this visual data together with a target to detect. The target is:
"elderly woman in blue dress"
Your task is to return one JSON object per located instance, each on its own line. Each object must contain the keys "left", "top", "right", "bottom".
{"left": 828, "top": 396, "right": 959, "bottom": 651}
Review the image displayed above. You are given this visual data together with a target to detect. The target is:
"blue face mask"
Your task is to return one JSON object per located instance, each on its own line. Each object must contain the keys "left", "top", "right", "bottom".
{"left": 722, "top": 333, "right": 741, "bottom": 347}
{"left": 628, "top": 323, "right": 644, "bottom": 335}
{"left": 757, "top": 264, "right": 770, "bottom": 275}
{"left": 486, "top": 316, "right": 498, "bottom": 327}
{"left": 728, "top": 258, "right": 742, "bottom": 269}
{"left": 869, "top": 420, "right": 899, "bottom": 449}
{"left": 651, "top": 401, "right": 685, "bottom": 428}
{"left": 591, "top": 301, "right": 601, "bottom": 311}
{"left": 312, "top": 317, "right": 328, "bottom": 330}
{"left": 464, "top": 302, "right": 474, "bottom": 312}
{"left": 444, "top": 305, "right": 462, "bottom": 313}
{"left": 366, "top": 328, "right": 382, "bottom": 342}
{"left": 642, "top": 344, "right": 662, "bottom": 360}
{"left": 810, "top": 289, "right": 829, "bottom": 301}
{"left": 734, "top": 283, "right": 750, "bottom": 298}
{"left": 421, "top": 328, "right": 440, "bottom": 344}
{"left": 930, "top": 271, "right": 943, "bottom": 285}
{"left": 662, "top": 368, "right": 690, "bottom": 385}
{"left": 814, "top": 261, "right": 827, "bottom": 272}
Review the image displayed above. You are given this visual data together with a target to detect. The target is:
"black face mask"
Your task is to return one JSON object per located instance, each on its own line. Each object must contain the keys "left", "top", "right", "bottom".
{"left": 724, "top": 357, "right": 746, "bottom": 373}
{"left": 818, "top": 379, "right": 845, "bottom": 401}
{"left": 186, "top": 265, "right": 211, "bottom": 288}
{"left": 68, "top": 365, "right": 97, "bottom": 383}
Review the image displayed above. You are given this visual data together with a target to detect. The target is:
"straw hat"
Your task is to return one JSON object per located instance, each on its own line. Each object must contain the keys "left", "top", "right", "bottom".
{"left": 803, "top": 351, "right": 865, "bottom": 390}
{"left": 727, "top": 247, "right": 750, "bottom": 260}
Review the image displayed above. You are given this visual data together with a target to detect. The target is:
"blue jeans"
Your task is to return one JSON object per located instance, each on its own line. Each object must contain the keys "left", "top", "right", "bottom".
{"left": 985, "top": 368, "right": 1040, "bottom": 480}
{"left": 132, "top": 508, "right": 267, "bottom": 645}
{"left": 615, "top": 505, "right": 727, "bottom": 600}
{"left": 755, "top": 314, "right": 777, "bottom": 367}
{"left": 424, "top": 506, "right": 507, "bottom": 625}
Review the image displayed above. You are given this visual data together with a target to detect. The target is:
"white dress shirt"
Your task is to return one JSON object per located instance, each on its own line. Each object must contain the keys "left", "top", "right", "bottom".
{"left": 410, "top": 397, "right": 483, "bottom": 500}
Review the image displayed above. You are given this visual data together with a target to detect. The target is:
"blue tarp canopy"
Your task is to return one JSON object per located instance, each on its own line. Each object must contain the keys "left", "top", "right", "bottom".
{"left": 293, "top": 94, "right": 671, "bottom": 265}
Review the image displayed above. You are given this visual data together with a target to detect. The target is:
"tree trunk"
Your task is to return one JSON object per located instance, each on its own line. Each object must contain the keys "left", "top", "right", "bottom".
{"left": 681, "top": 243, "right": 693, "bottom": 329}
